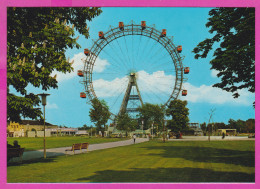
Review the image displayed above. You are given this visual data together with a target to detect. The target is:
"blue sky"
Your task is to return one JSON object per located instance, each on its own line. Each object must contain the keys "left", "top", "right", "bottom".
{"left": 24, "top": 7, "right": 255, "bottom": 127}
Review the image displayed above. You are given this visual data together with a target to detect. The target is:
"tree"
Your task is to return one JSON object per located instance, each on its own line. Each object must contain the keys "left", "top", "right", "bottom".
{"left": 245, "top": 119, "right": 255, "bottom": 133}
{"left": 193, "top": 8, "right": 255, "bottom": 100}
{"left": 89, "top": 98, "right": 110, "bottom": 136}
{"left": 137, "top": 103, "right": 165, "bottom": 132}
{"left": 7, "top": 7, "right": 102, "bottom": 122}
{"left": 166, "top": 99, "right": 189, "bottom": 133}
{"left": 78, "top": 124, "right": 91, "bottom": 130}
{"left": 200, "top": 122, "right": 207, "bottom": 135}
{"left": 115, "top": 113, "right": 137, "bottom": 137}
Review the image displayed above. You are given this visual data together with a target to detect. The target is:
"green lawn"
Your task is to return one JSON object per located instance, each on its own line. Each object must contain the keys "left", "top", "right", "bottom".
{"left": 7, "top": 136, "right": 127, "bottom": 151}
{"left": 7, "top": 140, "right": 254, "bottom": 183}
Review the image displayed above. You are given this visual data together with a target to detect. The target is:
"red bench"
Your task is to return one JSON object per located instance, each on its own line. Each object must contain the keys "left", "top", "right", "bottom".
{"left": 65, "top": 143, "right": 89, "bottom": 154}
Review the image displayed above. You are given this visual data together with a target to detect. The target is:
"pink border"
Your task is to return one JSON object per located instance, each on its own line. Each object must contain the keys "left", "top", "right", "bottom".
{"left": 0, "top": 0, "right": 258, "bottom": 188}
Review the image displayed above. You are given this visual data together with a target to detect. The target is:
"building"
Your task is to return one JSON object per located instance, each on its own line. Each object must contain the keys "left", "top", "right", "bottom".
{"left": 7, "top": 120, "right": 58, "bottom": 137}
{"left": 218, "top": 129, "right": 237, "bottom": 136}
{"left": 7, "top": 121, "right": 25, "bottom": 137}
{"left": 188, "top": 122, "right": 203, "bottom": 136}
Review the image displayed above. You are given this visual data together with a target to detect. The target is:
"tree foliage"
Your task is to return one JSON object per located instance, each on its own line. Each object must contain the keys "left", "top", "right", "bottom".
{"left": 205, "top": 118, "right": 255, "bottom": 133}
{"left": 116, "top": 113, "right": 137, "bottom": 137}
{"left": 193, "top": 8, "right": 255, "bottom": 99}
{"left": 7, "top": 7, "right": 102, "bottom": 122}
{"left": 166, "top": 100, "right": 189, "bottom": 133}
{"left": 137, "top": 103, "right": 165, "bottom": 131}
{"left": 89, "top": 98, "right": 111, "bottom": 134}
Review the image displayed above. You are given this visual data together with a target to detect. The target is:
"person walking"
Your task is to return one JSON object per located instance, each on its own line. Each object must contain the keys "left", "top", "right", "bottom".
{"left": 133, "top": 134, "right": 136, "bottom": 144}
{"left": 222, "top": 132, "right": 225, "bottom": 139}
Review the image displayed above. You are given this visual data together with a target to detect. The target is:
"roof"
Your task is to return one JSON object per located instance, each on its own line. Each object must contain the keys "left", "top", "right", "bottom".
{"left": 21, "top": 120, "right": 54, "bottom": 126}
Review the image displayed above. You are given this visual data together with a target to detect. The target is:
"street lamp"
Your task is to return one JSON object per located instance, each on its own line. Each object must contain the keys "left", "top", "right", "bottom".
{"left": 38, "top": 93, "right": 50, "bottom": 159}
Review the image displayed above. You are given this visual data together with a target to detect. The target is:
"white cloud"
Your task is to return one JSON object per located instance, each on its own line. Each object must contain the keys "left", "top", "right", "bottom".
{"left": 93, "top": 70, "right": 174, "bottom": 98}
{"left": 92, "top": 70, "right": 253, "bottom": 106}
{"left": 211, "top": 69, "right": 219, "bottom": 78}
{"left": 180, "top": 83, "right": 253, "bottom": 106}
{"left": 46, "top": 102, "right": 58, "bottom": 109}
{"left": 51, "top": 53, "right": 110, "bottom": 82}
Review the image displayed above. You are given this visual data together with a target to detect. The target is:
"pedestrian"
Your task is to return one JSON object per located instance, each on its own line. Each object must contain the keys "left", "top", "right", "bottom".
{"left": 222, "top": 132, "right": 225, "bottom": 139}
{"left": 133, "top": 134, "right": 136, "bottom": 144}
{"left": 13, "top": 140, "right": 20, "bottom": 148}
{"left": 167, "top": 134, "right": 169, "bottom": 140}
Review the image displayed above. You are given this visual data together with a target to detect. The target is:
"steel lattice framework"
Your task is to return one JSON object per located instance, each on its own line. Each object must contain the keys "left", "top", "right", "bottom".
{"left": 83, "top": 22, "right": 184, "bottom": 115}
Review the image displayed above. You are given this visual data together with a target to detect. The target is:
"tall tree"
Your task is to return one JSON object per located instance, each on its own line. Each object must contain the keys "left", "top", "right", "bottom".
{"left": 245, "top": 118, "right": 255, "bottom": 133}
{"left": 193, "top": 8, "right": 255, "bottom": 100}
{"left": 89, "top": 98, "right": 111, "bottom": 136}
{"left": 7, "top": 7, "right": 102, "bottom": 122}
{"left": 115, "top": 113, "right": 137, "bottom": 137}
{"left": 166, "top": 99, "right": 189, "bottom": 133}
{"left": 137, "top": 103, "right": 165, "bottom": 132}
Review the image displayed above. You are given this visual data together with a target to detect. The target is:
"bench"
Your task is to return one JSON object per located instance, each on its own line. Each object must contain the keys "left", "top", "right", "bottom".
{"left": 65, "top": 143, "right": 89, "bottom": 154}
{"left": 7, "top": 148, "right": 25, "bottom": 162}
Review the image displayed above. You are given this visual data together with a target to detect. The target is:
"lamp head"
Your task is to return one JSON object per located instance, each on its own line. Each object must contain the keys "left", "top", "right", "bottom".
{"left": 38, "top": 93, "right": 50, "bottom": 106}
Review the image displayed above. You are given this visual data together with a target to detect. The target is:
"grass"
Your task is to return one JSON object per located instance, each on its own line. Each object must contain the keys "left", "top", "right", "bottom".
{"left": 7, "top": 140, "right": 254, "bottom": 183}
{"left": 7, "top": 136, "right": 127, "bottom": 151}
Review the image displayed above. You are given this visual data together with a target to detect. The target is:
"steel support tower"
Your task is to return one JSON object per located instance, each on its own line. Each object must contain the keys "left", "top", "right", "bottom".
{"left": 119, "top": 72, "right": 143, "bottom": 117}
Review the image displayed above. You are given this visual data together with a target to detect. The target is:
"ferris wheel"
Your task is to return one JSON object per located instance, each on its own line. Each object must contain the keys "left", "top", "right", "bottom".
{"left": 78, "top": 21, "right": 189, "bottom": 118}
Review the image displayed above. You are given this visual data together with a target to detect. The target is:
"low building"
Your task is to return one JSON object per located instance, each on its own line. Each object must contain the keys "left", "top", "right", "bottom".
{"left": 188, "top": 123, "right": 203, "bottom": 136}
{"left": 45, "top": 127, "right": 78, "bottom": 136}
{"left": 7, "top": 120, "right": 58, "bottom": 137}
{"left": 218, "top": 129, "right": 237, "bottom": 136}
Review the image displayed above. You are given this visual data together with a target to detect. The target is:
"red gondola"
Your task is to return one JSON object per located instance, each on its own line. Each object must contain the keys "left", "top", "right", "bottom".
{"left": 182, "top": 90, "right": 187, "bottom": 96}
{"left": 161, "top": 29, "right": 166, "bottom": 37}
{"left": 77, "top": 70, "right": 84, "bottom": 77}
{"left": 141, "top": 21, "right": 146, "bottom": 30}
{"left": 177, "top": 45, "right": 182, "bottom": 53}
{"left": 84, "top": 48, "right": 90, "bottom": 56}
{"left": 184, "top": 67, "right": 190, "bottom": 74}
{"left": 119, "top": 22, "right": 124, "bottom": 30}
{"left": 99, "top": 31, "right": 105, "bottom": 39}
{"left": 80, "top": 92, "right": 86, "bottom": 98}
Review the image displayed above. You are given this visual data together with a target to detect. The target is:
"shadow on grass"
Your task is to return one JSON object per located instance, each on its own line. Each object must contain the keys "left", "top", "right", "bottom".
{"left": 7, "top": 151, "right": 65, "bottom": 167}
{"left": 76, "top": 167, "right": 254, "bottom": 183}
{"left": 7, "top": 156, "right": 58, "bottom": 167}
{"left": 141, "top": 145, "right": 255, "bottom": 167}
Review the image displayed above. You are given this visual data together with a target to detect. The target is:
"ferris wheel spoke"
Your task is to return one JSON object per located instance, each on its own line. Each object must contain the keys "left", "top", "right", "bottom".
{"left": 146, "top": 49, "right": 171, "bottom": 69}
{"left": 139, "top": 36, "right": 153, "bottom": 64}
{"left": 114, "top": 37, "right": 132, "bottom": 70}
{"left": 144, "top": 45, "right": 167, "bottom": 69}
{"left": 134, "top": 35, "right": 143, "bottom": 69}
{"left": 123, "top": 35, "right": 132, "bottom": 68}
{"left": 140, "top": 83, "right": 167, "bottom": 105}
{"left": 144, "top": 78, "right": 173, "bottom": 98}
{"left": 141, "top": 40, "right": 159, "bottom": 66}
{"left": 146, "top": 59, "right": 175, "bottom": 73}
{"left": 98, "top": 47, "right": 128, "bottom": 72}
{"left": 106, "top": 42, "right": 130, "bottom": 70}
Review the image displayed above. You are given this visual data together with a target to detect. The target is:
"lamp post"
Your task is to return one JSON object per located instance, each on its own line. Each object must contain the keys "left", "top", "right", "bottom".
{"left": 151, "top": 121, "right": 154, "bottom": 140}
{"left": 38, "top": 93, "right": 50, "bottom": 159}
{"left": 142, "top": 120, "right": 144, "bottom": 137}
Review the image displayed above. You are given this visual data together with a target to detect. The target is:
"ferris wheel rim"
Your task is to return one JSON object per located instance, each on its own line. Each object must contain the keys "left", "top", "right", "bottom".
{"left": 83, "top": 22, "right": 184, "bottom": 114}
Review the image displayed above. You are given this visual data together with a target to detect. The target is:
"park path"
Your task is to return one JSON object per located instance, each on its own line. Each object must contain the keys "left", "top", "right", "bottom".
{"left": 14, "top": 138, "right": 149, "bottom": 162}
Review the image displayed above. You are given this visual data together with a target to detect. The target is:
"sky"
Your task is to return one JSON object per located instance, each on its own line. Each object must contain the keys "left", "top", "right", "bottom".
{"left": 24, "top": 7, "right": 255, "bottom": 127}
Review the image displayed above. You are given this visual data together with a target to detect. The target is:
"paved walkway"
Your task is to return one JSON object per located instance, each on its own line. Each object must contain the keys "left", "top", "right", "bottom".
{"left": 12, "top": 138, "right": 149, "bottom": 162}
